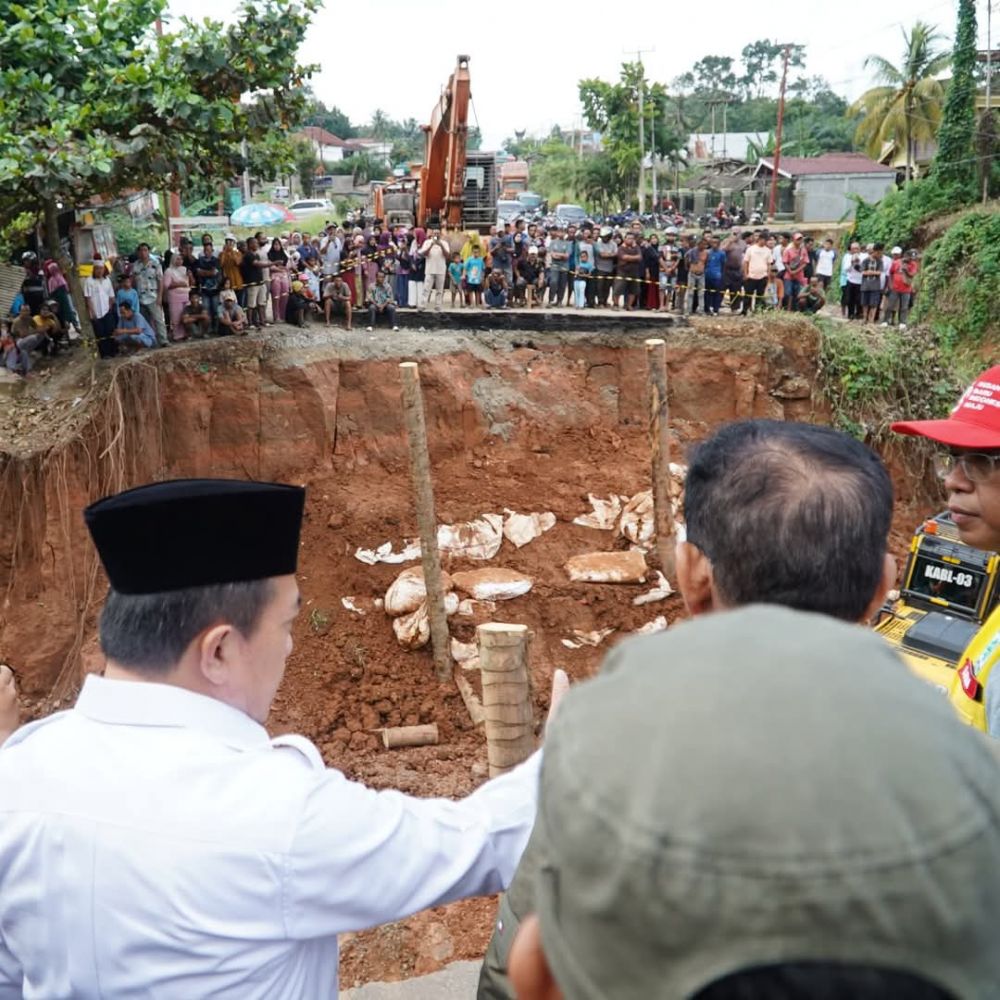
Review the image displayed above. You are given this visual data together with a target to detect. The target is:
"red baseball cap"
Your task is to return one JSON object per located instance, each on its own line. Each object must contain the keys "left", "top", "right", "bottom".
{"left": 892, "top": 366, "right": 1000, "bottom": 449}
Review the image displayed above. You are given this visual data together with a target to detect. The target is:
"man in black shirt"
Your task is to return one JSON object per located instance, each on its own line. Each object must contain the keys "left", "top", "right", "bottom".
{"left": 196, "top": 236, "right": 222, "bottom": 334}
{"left": 240, "top": 237, "right": 264, "bottom": 329}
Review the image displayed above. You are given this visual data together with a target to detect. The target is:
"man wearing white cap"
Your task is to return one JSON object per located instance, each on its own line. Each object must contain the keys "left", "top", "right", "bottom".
{"left": 883, "top": 246, "right": 918, "bottom": 329}
{"left": 82, "top": 258, "right": 116, "bottom": 358}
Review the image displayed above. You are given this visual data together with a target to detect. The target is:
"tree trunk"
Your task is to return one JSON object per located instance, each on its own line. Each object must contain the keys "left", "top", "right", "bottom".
{"left": 42, "top": 198, "right": 97, "bottom": 358}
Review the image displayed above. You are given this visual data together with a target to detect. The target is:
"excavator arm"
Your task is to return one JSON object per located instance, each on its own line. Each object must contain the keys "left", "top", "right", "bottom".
{"left": 418, "top": 55, "right": 471, "bottom": 229}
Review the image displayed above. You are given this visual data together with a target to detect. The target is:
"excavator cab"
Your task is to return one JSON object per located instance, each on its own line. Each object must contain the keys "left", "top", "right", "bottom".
{"left": 874, "top": 512, "right": 1000, "bottom": 693}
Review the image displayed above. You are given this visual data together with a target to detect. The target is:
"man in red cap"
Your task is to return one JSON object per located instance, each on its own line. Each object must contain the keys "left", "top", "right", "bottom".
{"left": 893, "top": 366, "right": 1000, "bottom": 733}
{"left": 893, "top": 367, "right": 1000, "bottom": 554}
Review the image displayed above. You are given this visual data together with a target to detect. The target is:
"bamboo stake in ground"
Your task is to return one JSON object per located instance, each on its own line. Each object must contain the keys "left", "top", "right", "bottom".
{"left": 478, "top": 623, "right": 534, "bottom": 777}
{"left": 399, "top": 362, "right": 452, "bottom": 680}
{"left": 645, "top": 339, "right": 677, "bottom": 585}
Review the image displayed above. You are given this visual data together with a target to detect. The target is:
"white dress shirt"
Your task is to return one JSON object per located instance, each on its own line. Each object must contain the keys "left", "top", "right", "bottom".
{"left": 0, "top": 675, "right": 540, "bottom": 998}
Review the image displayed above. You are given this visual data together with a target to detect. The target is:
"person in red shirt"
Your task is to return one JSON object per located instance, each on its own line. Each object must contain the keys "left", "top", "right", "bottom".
{"left": 781, "top": 232, "right": 810, "bottom": 310}
{"left": 883, "top": 247, "right": 918, "bottom": 329}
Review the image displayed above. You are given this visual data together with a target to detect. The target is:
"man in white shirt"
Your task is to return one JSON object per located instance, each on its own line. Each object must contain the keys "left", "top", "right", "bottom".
{"left": 83, "top": 258, "right": 117, "bottom": 358}
{"left": 815, "top": 238, "right": 837, "bottom": 290}
{"left": 420, "top": 226, "right": 450, "bottom": 310}
{"left": 0, "top": 479, "right": 561, "bottom": 999}
{"left": 741, "top": 230, "right": 772, "bottom": 315}
{"left": 320, "top": 224, "right": 343, "bottom": 278}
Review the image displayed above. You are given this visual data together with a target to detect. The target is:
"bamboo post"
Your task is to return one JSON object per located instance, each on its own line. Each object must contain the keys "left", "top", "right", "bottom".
{"left": 399, "top": 362, "right": 452, "bottom": 680}
{"left": 645, "top": 339, "right": 677, "bottom": 585}
{"left": 478, "top": 623, "right": 534, "bottom": 777}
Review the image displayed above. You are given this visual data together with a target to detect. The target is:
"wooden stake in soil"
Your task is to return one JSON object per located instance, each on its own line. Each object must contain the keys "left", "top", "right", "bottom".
{"left": 645, "top": 339, "right": 677, "bottom": 585}
{"left": 399, "top": 362, "right": 453, "bottom": 680}
{"left": 478, "top": 623, "right": 534, "bottom": 777}
{"left": 381, "top": 724, "right": 439, "bottom": 749}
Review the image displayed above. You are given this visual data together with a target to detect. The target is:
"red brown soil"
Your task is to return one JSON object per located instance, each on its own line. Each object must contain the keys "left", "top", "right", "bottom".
{"left": 0, "top": 316, "right": 940, "bottom": 988}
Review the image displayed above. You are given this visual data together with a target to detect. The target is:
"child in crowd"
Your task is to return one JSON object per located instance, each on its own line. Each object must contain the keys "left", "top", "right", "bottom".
{"left": 286, "top": 280, "right": 309, "bottom": 328}
{"left": 115, "top": 274, "right": 140, "bottom": 317}
{"left": 464, "top": 247, "right": 484, "bottom": 306}
{"left": 517, "top": 247, "right": 541, "bottom": 308}
{"left": 448, "top": 253, "right": 464, "bottom": 308}
{"left": 573, "top": 249, "right": 593, "bottom": 308}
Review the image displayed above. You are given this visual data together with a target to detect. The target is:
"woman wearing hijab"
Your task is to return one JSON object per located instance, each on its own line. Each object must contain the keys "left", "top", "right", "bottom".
{"left": 408, "top": 226, "right": 427, "bottom": 308}
{"left": 163, "top": 250, "right": 193, "bottom": 341}
{"left": 267, "top": 237, "right": 290, "bottom": 323}
{"left": 44, "top": 260, "right": 78, "bottom": 330}
{"left": 460, "top": 231, "right": 484, "bottom": 261}
{"left": 394, "top": 234, "right": 411, "bottom": 307}
{"left": 362, "top": 234, "right": 380, "bottom": 301}
{"left": 642, "top": 234, "right": 661, "bottom": 310}
{"left": 341, "top": 235, "right": 363, "bottom": 308}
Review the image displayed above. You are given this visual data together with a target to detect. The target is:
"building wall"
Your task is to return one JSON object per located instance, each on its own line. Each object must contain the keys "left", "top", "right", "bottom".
{"left": 317, "top": 143, "right": 345, "bottom": 163}
{"left": 795, "top": 173, "right": 895, "bottom": 222}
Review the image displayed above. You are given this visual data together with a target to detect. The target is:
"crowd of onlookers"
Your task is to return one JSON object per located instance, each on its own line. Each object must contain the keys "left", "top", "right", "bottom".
{"left": 2, "top": 217, "right": 921, "bottom": 376}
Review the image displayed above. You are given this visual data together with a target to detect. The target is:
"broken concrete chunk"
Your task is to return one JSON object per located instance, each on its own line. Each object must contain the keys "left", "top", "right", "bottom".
{"left": 618, "top": 491, "right": 654, "bottom": 548}
{"left": 561, "top": 627, "right": 616, "bottom": 650}
{"left": 457, "top": 598, "right": 498, "bottom": 618}
{"left": 451, "top": 638, "right": 480, "bottom": 663}
{"left": 633, "top": 571, "right": 674, "bottom": 606}
{"left": 437, "top": 514, "right": 503, "bottom": 560}
{"left": 565, "top": 550, "right": 647, "bottom": 584}
{"left": 355, "top": 539, "right": 421, "bottom": 565}
{"left": 392, "top": 603, "right": 430, "bottom": 649}
{"left": 634, "top": 615, "right": 668, "bottom": 635}
{"left": 341, "top": 597, "right": 366, "bottom": 616}
{"left": 451, "top": 568, "right": 534, "bottom": 601}
{"left": 503, "top": 509, "right": 557, "bottom": 548}
{"left": 384, "top": 566, "right": 454, "bottom": 617}
{"left": 573, "top": 494, "right": 625, "bottom": 530}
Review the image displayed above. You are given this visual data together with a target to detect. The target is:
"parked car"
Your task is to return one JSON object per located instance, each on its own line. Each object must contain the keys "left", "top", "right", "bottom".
{"left": 496, "top": 200, "right": 524, "bottom": 225}
{"left": 287, "top": 198, "right": 335, "bottom": 218}
{"left": 554, "top": 203, "right": 588, "bottom": 227}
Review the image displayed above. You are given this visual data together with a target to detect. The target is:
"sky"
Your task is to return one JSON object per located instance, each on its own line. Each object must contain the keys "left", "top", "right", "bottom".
{"left": 166, "top": 0, "right": 996, "bottom": 149}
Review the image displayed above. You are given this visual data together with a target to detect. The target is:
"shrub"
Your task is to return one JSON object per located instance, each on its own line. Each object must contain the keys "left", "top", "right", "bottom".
{"left": 913, "top": 211, "right": 1000, "bottom": 344}
{"left": 851, "top": 176, "right": 973, "bottom": 250}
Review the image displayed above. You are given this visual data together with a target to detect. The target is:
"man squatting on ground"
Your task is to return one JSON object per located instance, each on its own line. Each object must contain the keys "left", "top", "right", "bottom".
{"left": 0, "top": 478, "right": 566, "bottom": 997}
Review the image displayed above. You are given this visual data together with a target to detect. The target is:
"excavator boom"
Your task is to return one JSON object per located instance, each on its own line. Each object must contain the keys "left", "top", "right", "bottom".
{"left": 418, "top": 55, "right": 471, "bottom": 229}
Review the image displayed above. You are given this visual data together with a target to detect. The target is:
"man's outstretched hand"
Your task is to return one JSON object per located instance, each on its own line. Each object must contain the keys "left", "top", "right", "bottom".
{"left": 0, "top": 665, "right": 20, "bottom": 745}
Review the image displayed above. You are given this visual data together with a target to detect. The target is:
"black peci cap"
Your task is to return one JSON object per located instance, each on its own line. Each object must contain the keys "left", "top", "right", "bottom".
{"left": 85, "top": 479, "right": 306, "bottom": 595}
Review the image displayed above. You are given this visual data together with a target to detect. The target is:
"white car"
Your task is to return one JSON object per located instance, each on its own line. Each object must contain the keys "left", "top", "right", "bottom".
{"left": 287, "top": 198, "right": 335, "bottom": 218}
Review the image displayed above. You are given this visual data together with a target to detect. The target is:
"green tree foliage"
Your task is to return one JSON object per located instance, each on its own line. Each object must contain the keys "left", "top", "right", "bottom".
{"left": 467, "top": 126, "right": 483, "bottom": 151}
{"left": 293, "top": 139, "right": 318, "bottom": 197}
{"left": 0, "top": 0, "right": 318, "bottom": 346}
{"left": 848, "top": 22, "right": 949, "bottom": 184}
{"left": 579, "top": 62, "right": 685, "bottom": 193}
{"left": 302, "top": 92, "right": 354, "bottom": 138}
{"left": 852, "top": 175, "right": 968, "bottom": 248}
{"left": 913, "top": 211, "right": 1000, "bottom": 343}
{"left": 935, "top": 0, "right": 977, "bottom": 185}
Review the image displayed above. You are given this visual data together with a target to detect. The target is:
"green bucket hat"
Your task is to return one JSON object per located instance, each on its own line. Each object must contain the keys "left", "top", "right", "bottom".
{"left": 533, "top": 605, "right": 1000, "bottom": 999}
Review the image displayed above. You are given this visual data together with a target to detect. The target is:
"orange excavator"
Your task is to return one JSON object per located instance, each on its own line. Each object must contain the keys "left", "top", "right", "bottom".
{"left": 372, "top": 55, "right": 496, "bottom": 232}
{"left": 418, "top": 54, "right": 472, "bottom": 229}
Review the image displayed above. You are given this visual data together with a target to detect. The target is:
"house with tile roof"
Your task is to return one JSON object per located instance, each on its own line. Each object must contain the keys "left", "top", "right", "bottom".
{"left": 751, "top": 152, "right": 896, "bottom": 221}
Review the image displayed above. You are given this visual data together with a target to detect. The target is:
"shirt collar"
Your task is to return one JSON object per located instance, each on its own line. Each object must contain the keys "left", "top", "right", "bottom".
{"left": 75, "top": 674, "right": 270, "bottom": 751}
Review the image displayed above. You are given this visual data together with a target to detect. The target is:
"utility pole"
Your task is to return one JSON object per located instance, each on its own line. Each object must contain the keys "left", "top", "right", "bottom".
{"left": 985, "top": 1, "right": 994, "bottom": 204}
{"left": 768, "top": 43, "right": 795, "bottom": 221}
{"left": 625, "top": 47, "right": 654, "bottom": 213}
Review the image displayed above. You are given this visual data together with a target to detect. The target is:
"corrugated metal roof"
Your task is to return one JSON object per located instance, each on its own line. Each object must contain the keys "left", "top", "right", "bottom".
{"left": 759, "top": 153, "right": 896, "bottom": 177}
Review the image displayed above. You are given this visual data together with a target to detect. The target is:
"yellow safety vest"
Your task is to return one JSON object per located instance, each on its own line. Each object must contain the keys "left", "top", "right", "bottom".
{"left": 948, "top": 603, "right": 1000, "bottom": 731}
